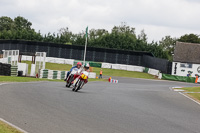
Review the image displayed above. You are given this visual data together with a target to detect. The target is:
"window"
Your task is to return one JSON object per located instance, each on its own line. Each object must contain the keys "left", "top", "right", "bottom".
{"left": 180, "top": 63, "right": 193, "bottom": 68}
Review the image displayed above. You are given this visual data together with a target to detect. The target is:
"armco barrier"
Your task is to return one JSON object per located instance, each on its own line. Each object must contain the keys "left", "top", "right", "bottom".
{"left": 162, "top": 74, "right": 195, "bottom": 83}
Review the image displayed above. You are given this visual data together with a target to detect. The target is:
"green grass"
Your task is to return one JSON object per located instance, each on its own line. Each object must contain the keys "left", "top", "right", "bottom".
{"left": 178, "top": 87, "right": 200, "bottom": 92}
{"left": 0, "top": 76, "right": 106, "bottom": 83}
{"left": 174, "top": 86, "right": 200, "bottom": 102}
{"left": 0, "top": 120, "right": 22, "bottom": 133}
{"left": 188, "top": 93, "right": 200, "bottom": 101}
{"left": 0, "top": 76, "right": 62, "bottom": 82}
{"left": 21, "top": 61, "right": 155, "bottom": 79}
{"left": 92, "top": 67, "right": 155, "bottom": 79}
{"left": 21, "top": 61, "right": 72, "bottom": 74}
{"left": 88, "top": 78, "right": 107, "bottom": 82}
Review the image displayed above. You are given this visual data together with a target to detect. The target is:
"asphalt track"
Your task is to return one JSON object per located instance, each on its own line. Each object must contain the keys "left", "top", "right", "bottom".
{"left": 0, "top": 78, "right": 200, "bottom": 133}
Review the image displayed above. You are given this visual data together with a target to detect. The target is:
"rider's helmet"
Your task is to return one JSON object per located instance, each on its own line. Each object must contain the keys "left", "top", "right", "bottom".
{"left": 84, "top": 63, "right": 90, "bottom": 70}
{"left": 77, "top": 62, "right": 82, "bottom": 66}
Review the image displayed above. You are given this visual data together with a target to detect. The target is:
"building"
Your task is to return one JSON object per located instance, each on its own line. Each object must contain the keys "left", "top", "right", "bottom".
{"left": 172, "top": 42, "right": 200, "bottom": 77}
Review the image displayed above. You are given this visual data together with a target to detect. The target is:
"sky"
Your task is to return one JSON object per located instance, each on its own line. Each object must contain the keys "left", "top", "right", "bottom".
{"left": 0, "top": 0, "right": 200, "bottom": 42}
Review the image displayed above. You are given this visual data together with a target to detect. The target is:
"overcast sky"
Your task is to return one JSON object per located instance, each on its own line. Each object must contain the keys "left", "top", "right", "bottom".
{"left": 0, "top": 0, "right": 200, "bottom": 42}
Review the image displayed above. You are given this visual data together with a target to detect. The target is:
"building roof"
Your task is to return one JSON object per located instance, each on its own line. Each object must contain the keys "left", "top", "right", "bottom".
{"left": 173, "top": 42, "right": 200, "bottom": 64}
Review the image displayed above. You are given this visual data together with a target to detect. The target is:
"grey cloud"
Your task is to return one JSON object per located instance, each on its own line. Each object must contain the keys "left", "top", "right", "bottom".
{"left": 0, "top": 0, "right": 199, "bottom": 42}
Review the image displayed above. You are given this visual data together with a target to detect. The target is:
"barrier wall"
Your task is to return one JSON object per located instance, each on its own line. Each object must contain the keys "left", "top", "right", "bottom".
{"left": 148, "top": 68, "right": 160, "bottom": 76}
{"left": 18, "top": 63, "right": 28, "bottom": 76}
{"left": 171, "top": 62, "right": 200, "bottom": 78}
{"left": 0, "top": 40, "right": 172, "bottom": 73}
{"left": 40, "top": 69, "right": 68, "bottom": 80}
{"left": 162, "top": 73, "right": 195, "bottom": 83}
{"left": 0, "top": 63, "right": 11, "bottom": 76}
{"left": 40, "top": 69, "right": 96, "bottom": 80}
{"left": 142, "top": 55, "right": 172, "bottom": 74}
{"left": 0, "top": 40, "right": 152, "bottom": 65}
{"left": 13, "top": 55, "right": 161, "bottom": 77}
{"left": 101, "top": 63, "right": 112, "bottom": 69}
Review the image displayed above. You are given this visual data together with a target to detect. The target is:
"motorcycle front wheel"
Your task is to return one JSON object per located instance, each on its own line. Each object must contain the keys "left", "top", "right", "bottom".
{"left": 72, "top": 79, "right": 79, "bottom": 91}
{"left": 73, "top": 79, "right": 83, "bottom": 92}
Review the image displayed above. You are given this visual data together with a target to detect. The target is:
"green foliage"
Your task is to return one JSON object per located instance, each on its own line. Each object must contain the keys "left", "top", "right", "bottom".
{"left": 1, "top": 16, "right": 200, "bottom": 61}
{"left": 0, "top": 16, "right": 14, "bottom": 31}
{"left": 159, "top": 36, "right": 177, "bottom": 61}
{"left": 178, "top": 34, "right": 200, "bottom": 43}
{"left": 0, "top": 120, "right": 22, "bottom": 133}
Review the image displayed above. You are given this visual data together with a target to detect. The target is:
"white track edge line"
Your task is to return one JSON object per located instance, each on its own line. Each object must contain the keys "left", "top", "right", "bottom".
{"left": 179, "top": 92, "right": 200, "bottom": 106}
{"left": 169, "top": 87, "right": 172, "bottom": 91}
{"left": 0, "top": 83, "right": 8, "bottom": 86}
{"left": 0, "top": 118, "right": 28, "bottom": 133}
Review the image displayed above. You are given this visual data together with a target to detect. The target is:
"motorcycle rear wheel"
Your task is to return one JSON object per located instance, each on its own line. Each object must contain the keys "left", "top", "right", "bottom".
{"left": 66, "top": 75, "right": 73, "bottom": 88}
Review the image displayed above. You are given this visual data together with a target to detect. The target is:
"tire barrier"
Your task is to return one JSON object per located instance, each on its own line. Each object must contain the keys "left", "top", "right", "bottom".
{"left": 108, "top": 77, "right": 119, "bottom": 83}
{"left": 110, "top": 79, "right": 119, "bottom": 83}
{"left": 10, "top": 65, "right": 18, "bottom": 76}
{"left": 39, "top": 69, "right": 96, "bottom": 80}
{"left": 0, "top": 63, "right": 11, "bottom": 76}
{"left": 39, "top": 69, "right": 68, "bottom": 80}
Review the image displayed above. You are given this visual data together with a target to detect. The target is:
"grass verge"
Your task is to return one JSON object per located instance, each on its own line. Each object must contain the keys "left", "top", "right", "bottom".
{"left": 177, "top": 87, "right": 200, "bottom": 92}
{"left": 0, "top": 120, "right": 22, "bottom": 133}
{"left": 0, "top": 76, "right": 61, "bottom": 82}
{"left": 21, "top": 61, "right": 155, "bottom": 80}
{"left": 0, "top": 76, "right": 106, "bottom": 82}
{"left": 174, "top": 86, "right": 200, "bottom": 102}
{"left": 187, "top": 93, "right": 200, "bottom": 102}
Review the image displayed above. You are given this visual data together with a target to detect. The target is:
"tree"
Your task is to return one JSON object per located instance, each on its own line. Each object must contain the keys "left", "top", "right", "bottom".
{"left": 58, "top": 27, "right": 73, "bottom": 43}
{"left": 147, "top": 41, "right": 168, "bottom": 59}
{"left": 89, "top": 29, "right": 108, "bottom": 39}
{"left": 178, "top": 34, "right": 200, "bottom": 43}
{"left": 0, "top": 16, "right": 13, "bottom": 31}
{"left": 159, "top": 36, "right": 177, "bottom": 61}
{"left": 112, "top": 23, "right": 136, "bottom": 36}
{"left": 138, "top": 29, "right": 148, "bottom": 43}
{"left": 13, "top": 16, "right": 32, "bottom": 31}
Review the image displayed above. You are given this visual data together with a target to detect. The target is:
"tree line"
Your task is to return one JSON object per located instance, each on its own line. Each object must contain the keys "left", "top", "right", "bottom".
{"left": 0, "top": 16, "right": 200, "bottom": 61}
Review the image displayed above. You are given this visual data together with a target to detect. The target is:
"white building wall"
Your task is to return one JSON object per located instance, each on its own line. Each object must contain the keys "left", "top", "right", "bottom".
{"left": 172, "top": 62, "right": 200, "bottom": 77}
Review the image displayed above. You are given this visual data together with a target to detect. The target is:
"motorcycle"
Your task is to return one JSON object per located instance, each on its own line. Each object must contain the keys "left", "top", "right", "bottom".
{"left": 72, "top": 70, "right": 89, "bottom": 92}
{"left": 66, "top": 68, "right": 80, "bottom": 88}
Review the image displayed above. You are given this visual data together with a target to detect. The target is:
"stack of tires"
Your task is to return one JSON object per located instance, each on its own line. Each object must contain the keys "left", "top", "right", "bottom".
{"left": 0, "top": 63, "right": 11, "bottom": 76}
{"left": 10, "top": 65, "right": 18, "bottom": 76}
{"left": 39, "top": 69, "right": 67, "bottom": 80}
{"left": 40, "top": 69, "right": 48, "bottom": 78}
